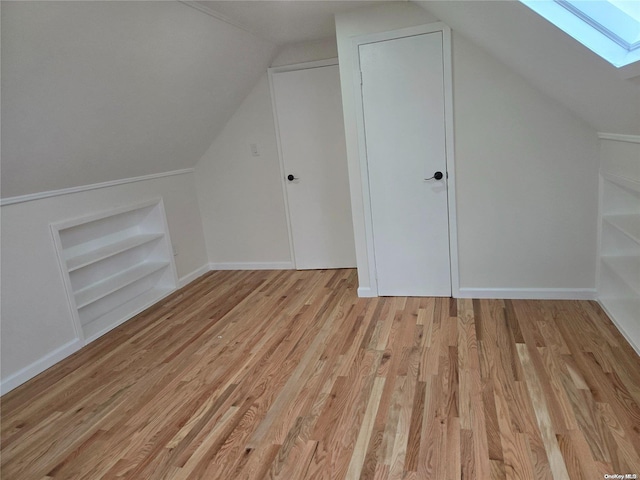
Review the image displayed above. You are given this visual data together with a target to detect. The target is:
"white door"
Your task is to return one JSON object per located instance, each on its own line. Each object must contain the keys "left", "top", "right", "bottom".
{"left": 360, "top": 32, "right": 451, "bottom": 296}
{"left": 272, "top": 64, "right": 356, "bottom": 270}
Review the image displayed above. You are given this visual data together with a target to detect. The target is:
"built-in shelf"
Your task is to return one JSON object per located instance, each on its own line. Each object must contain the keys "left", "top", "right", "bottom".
{"left": 599, "top": 296, "right": 640, "bottom": 351}
{"left": 601, "top": 256, "right": 640, "bottom": 296}
{"left": 66, "top": 233, "right": 164, "bottom": 272}
{"left": 603, "top": 214, "right": 640, "bottom": 245}
{"left": 75, "top": 261, "right": 169, "bottom": 309}
{"left": 598, "top": 162, "right": 640, "bottom": 355}
{"left": 82, "top": 286, "right": 173, "bottom": 342}
{"left": 602, "top": 172, "right": 640, "bottom": 194}
{"left": 51, "top": 199, "right": 177, "bottom": 344}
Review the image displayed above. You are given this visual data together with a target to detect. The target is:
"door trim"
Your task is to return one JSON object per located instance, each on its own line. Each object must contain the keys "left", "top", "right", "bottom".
{"left": 268, "top": 58, "right": 340, "bottom": 269}
{"left": 351, "top": 23, "right": 459, "bottom": 297}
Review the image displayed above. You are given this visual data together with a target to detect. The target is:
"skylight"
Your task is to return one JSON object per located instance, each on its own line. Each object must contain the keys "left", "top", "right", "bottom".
{"left": 520, "top": 0, "right": 640, "bottom": 68}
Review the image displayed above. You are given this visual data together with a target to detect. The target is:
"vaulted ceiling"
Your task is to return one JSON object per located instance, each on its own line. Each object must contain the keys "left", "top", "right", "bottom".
{"left": 1, "top": 1, "right": 278, "bottom": 198}
{"left": 2, "top": 0, "right": 638, "bottom": 199}
{"left": 198, "top": 1, "right": 389, "bottom": 45}
{"left": 416, "top": 0, "right": 640, "bottom": 135}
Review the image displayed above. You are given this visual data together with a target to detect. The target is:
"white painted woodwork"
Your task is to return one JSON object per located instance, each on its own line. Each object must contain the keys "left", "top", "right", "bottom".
{"left": 1, "top": 169, "right": 194, "bottom": 207}
{"left": 66, "top": 233, "right": 164, "bottom": 272}
{"left": 74, "top": 262, "right": 169, "bottom": 309}
{"left": 601, "top": 256, "right": 640, "bottom": 296}
{"left": 360, "top": 32, "right": 451, "bottom": 296}
{"left": 598, "top": 137, "right": 640, "bottom": 354}
{"left": 1, "top": 172, "right": 208, "bottom": 393}
{"left": 272, "top": 64, "right": 356, "bottom": 270}
{"left": 81, "top": 287, "right": 174, "bottom": 341}
{"left": 604, "top": 214, "right": 640, "bottom": 244}
{"left": 51, "top": 199, "right": 178, "bottom": 343}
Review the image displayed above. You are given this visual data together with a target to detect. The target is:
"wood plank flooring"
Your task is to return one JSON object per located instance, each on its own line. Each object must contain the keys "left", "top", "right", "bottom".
{"left": 2, "top": 269, "right": 639, "bottom": 479}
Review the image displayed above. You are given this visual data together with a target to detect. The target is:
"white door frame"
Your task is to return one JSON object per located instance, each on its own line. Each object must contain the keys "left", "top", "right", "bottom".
{"left": 268, "top": 58, "right": 341, "bottom": 269}
{"left": 352, "top": 23, "right": 460, "bottom": 297}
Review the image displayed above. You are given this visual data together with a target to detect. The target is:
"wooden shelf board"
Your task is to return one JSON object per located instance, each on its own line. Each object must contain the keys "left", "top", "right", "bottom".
{"left": 75, "top": 261, "right": 169, "bottom": 309}
{"left": 604, "top": 214, "right": 640, "bottom": 245}
{"left": 66, "top": 233, "right": 164, "bottom": 272}
{"left": 82, "top": 286, "right": 173, "bottom": 343}
{"left": 601, "top": 256, "right": 640, "bottom": 296}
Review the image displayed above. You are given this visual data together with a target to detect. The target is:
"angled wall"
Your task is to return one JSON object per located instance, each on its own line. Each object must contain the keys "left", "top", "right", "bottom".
{"left": 195, "top": 39, "right": 339, "bottom": 268}
{"left": 1, "top": 1, "right": 277, "bottom": 199}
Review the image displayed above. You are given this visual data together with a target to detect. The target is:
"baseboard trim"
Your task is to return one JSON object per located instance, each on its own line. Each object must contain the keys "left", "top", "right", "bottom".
{"left": 357, "top": 287, "right": 376, "bottom": 298}
{"left": 209, "top": 262, "right": 294, "bottom": 271}
{"left": 0, "top": 338, "right": 83, "bottom": 395}
{"left": 178, "top": 264, "right": 211, "bottom": 288}
{"left": 457, "top": 288, "right": 597, "bottom": 300}
{"left": 598, "top": 299, "right": 640, "bottom": 356}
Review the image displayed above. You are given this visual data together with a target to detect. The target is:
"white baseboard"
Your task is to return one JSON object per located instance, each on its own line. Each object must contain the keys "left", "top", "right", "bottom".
{"left": 457, "top": 288, "right": 597, "bottom": 300}
{"left": 0, "top": 338, "right": 83, "bottom": 395}
{"left": 357, "top": 287, "right": 376, "bottom": 298}
{"left": 209, "top": 262, "right": 294, "bottom": 270}
{"left": 178, "top": 264, "right": 211, "bottom": 288}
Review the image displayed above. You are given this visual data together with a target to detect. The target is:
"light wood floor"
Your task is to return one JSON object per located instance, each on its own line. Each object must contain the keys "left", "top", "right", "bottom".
{"left": 2, "top": 269, "right": 639, "bottom": 479}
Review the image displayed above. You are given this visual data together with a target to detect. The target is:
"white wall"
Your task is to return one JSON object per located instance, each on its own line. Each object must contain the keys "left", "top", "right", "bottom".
{"left": 0, "top": 173, "right": 208, "bottom": 391}
{"left": 336, "top": 3, "right": 600, "bottom": 297}
{"left": 452, "top": 34, "right": 599, "bottom": 294}
{"left": 1, "top": 1, "right": 277, "bottom": 198}
{"left": 271, "top": 37, "right": 338, "bottom": 67}
{"left": 195, "top": 75, "right": 292, "bottom": 268}
{"left": 195, "top": 39, "right": 339, "bottom": 269}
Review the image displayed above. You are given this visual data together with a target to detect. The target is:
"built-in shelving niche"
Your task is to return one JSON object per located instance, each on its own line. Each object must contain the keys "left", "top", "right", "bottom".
{"left": 598, "top": 173, "right": 640, "bottom": 353}
{"left": 51, "top": 199, "right": 178, "bottom": 343}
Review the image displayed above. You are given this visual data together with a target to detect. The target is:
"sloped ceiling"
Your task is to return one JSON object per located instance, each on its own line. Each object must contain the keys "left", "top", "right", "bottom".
{"left": 1, "top": 1, "right": 277, "bottom": 198}
{"left": 416, "top": 0, "right": 640, "bottom": 135}
{"left": 199, "top": 1, "right": 393, "bottom": 45}
{"left": 4, "top": 0, "right": 637, "bottom": 199}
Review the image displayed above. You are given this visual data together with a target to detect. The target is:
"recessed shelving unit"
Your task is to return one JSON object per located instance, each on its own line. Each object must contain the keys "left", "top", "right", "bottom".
{"left": 603, "top": 214, "right": 640, "bottom": 245}
{"left": 601, "top": 256, "right": 640, "bottom": 296}
{"left": 598, "top": 172, "right": 640, "bottom": 353}
{"left": 51, "top": 199, "right": 178, "bottom": 343}
{"left": 74, "top": 261, "right": 169, "bottom": 309}
{"left": 66, "top": 232, "right": 164, "bottom": 272}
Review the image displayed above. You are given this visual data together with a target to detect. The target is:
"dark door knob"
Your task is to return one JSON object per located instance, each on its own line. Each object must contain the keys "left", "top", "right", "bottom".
{"left": 287, "top": 174, "right": 297, "bottom": 181}
{"left": 425, "top": 171, "right": 444, "bottom": 181}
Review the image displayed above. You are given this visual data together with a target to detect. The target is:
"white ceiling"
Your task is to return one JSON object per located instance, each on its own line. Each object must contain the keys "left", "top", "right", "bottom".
{"left": 202, "top": 0, "right": 639, "bottom": 133}
{"left": 199, "top": 1, "right": 399, "bottom": 45}
{"left": 3, "top": 0, "right": 637, "bottom": 199}
{"left": 416, "top": 0, "right": 640, "bottom": 134}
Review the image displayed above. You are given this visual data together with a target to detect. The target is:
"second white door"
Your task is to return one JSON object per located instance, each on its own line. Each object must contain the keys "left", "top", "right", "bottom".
{"left": 360, "top": 32, "right": 451, "bottom": 296}
{"left": 272, "top": 64, "right": 356, "bottom": 270}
